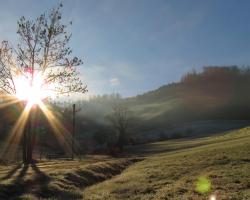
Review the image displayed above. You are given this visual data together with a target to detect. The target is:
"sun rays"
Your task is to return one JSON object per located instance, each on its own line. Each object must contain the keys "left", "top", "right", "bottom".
{"left": 0, "top": 94, "right": 20, "bottom": 109}
{"left": 38, "top": 101, "right": 73, "bottom": 154}
{"left": 0, "top": 102, "right": 32, "bottom": 160}
{"left": 0, "top": 64, "right": 77, "bottom": 161}
{"left": 0, "top": 95, "right": 73, "bottom": 161}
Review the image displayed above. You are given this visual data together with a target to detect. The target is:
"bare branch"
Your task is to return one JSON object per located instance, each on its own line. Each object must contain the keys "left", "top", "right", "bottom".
{"left": 0, "top": 3, "right": 87, "bottom": 97}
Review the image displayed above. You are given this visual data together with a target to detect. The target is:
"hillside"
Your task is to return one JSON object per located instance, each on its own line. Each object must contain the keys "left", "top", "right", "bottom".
{"left": 84, "top": 126, "right": 250, "bottom": 200}
{"left": 78, "top": 66, "right": 250, "bottom": 138}
{"left": 125, "top": 66, "right": 250, "bottom": 132}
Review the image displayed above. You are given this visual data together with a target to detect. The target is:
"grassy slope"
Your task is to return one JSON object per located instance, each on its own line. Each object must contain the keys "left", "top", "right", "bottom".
{"left": 0, "top": 156, "right": 140, "bottom": 199}
{"left": 83, "top": 128, "right": 250, "bottom": 200}
{"left": 0, "top": 127, "right": 249, "bottom": 199}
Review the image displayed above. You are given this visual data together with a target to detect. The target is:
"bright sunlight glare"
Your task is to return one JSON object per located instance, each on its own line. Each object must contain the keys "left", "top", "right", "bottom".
{"left": 15, "top": 73, "right": 51, "bottom": 105}
{"left": 210, "top": 194, "right": 216, "bottom": 200}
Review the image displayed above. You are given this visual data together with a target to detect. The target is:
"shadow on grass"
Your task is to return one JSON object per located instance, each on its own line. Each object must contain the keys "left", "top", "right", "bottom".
{"left": 15, "top": 164, "right": 29, "bottom": 183}
{"left": 0, "top": 163, "right": 29, "bottom": 199}
{"left": 30, "top": 164, "right": 82, "bottom": 200}
{"left": 0, "top": 163, "right": 81, "bottom": 200}
{"left": 0, "top": 159, "right": 140, "bottom": 200}
{"left": 0, "top": 163, "right": 22, "bottom": 181}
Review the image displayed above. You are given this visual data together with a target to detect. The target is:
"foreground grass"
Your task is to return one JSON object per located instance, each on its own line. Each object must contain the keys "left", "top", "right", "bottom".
{"left": 0, "top": 156, "right": 140, "bottom": 199}
{"left": 0, "top": 127, "right": 249, "bottom": 199}
{"left": 83, "top": 128, "right": 250, "bottom": 200}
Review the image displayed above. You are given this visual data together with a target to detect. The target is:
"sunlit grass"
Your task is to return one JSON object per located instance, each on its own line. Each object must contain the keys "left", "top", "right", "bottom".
{"left": 83, "top": 127, "right": 250, "bottom": 200}
{"left": 0, "top": 157, "right": 135, "bottom": 199}
{"left": 0, "top": 117, "right": 249, "bottom": 199}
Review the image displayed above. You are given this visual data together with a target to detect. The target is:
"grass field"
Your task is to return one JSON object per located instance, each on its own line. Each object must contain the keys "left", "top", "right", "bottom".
{"left": 0, "top": 127, "right": 250, "bottom": 199}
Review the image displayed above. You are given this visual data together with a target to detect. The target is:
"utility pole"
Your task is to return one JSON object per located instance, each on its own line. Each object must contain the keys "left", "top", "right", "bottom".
{"left": 72, "top": 104, "right": 75, "bottom": 160}
{"left": 72, "top": 103, "right": 80, "bottom": 160}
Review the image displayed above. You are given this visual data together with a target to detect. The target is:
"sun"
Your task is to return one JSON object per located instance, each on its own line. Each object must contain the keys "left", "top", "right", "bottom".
{"left": 15, "top": 72, "right": 50, "bottom": 105}
{"left": 1, "top": 71, "right": 71, "bottom": 160}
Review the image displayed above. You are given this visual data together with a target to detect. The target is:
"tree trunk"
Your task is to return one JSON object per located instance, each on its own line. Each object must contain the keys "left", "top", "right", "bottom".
{"left": 23, "top": 108, "right": 34, "bottom": 164}
{"left": 22, "top": 129, "right": 27, "bottom": 163}
{"left": 117, "top": 130, "right": 125, "bottom": 151}
{"left": 26, "top": 113, "right": 33, "bottom": 163}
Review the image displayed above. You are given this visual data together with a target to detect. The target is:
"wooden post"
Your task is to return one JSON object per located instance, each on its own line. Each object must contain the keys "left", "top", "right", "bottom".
{"left": 72, "top": 104, "right": 76, "bottom": 160}
{"left": 71, "top": 103, "right": 81, "bottom": 160}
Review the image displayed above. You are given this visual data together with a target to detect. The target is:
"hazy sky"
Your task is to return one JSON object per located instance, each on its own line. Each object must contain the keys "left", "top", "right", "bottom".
{"left": 0, "top": 0, "right": 250, "bottom": 97}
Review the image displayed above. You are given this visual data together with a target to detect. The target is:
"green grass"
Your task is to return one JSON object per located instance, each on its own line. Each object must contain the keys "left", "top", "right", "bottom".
{"left": 0, "top": 156, "right": 140, "bottom": 199}
{"left": 83, "top": 128, "right": 250, "bottom": 200}
{"left": 0, "top": 127, "right": 250, "bottom": 199}
{"left": 129, "top": 98, "right": 182, "bottom": 120}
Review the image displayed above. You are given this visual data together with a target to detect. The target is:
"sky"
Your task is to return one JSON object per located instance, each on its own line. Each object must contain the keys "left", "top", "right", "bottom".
{"left": 0, "top": 0, "right": 250, "bottom": 98}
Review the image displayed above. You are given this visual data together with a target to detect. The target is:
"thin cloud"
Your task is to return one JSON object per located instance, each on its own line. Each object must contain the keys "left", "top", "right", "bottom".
{"left": 109, "top": 77, "right": 120, "bottom": 86}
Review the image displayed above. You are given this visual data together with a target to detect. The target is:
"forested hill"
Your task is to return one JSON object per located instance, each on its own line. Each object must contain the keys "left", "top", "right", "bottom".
{"left": 4, "top": 66, "right": 249, "bottom": 137}
{"left": 123, "top": 66, "right": 250, "bottom": 131}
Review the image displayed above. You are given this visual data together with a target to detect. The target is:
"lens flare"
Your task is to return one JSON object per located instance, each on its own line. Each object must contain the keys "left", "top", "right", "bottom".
{"left": 195, "top": 176, "right": 211, "bottom": 194}
{"left": 210, "top": 194, "right": 216, "bottom": 200}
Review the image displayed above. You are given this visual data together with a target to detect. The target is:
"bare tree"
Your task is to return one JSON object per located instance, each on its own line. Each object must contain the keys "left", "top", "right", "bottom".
{"left": 0, "top": 4, "right": 87, "bottom": 163}
{"left": 107, "top": 105, "right": 131, "bottom": 151}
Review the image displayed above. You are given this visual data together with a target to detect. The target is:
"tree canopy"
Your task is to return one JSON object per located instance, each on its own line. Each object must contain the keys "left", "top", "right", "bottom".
{"left": 0, "top": 3, "right": 87, "bottom": 97}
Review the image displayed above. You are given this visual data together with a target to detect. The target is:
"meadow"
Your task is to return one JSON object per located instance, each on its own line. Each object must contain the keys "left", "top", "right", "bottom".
{"left": 0, "top": 125, "right": 249, "bottom": 199}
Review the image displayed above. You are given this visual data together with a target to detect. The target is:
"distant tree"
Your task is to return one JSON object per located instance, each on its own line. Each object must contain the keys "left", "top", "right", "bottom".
{"left": 93, "top": 127, "right": 110, "bottom": 147}
{"left": 107, "top": 105, "right": 131, "bottom": 151}
{"left": 0, "top": 3, "right": 87, "bottom": 163}
{"left": 181, "top": 68, "right": 198, "bottom": 83}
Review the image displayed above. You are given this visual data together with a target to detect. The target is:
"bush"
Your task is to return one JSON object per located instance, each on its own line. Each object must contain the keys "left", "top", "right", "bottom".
{"left": 93, "top": 129, "right": 108, "bottom": 146}
{"left": 170, "top": 132, "right": 183, "bottom": 139}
